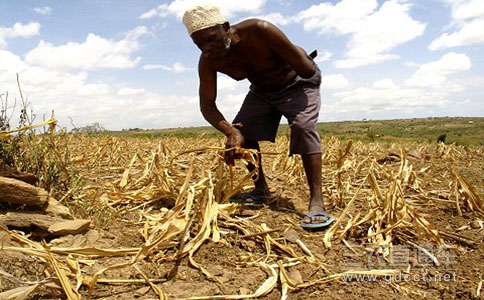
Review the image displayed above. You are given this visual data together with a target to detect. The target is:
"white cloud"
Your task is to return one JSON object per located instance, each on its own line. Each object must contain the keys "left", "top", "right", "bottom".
{"left": 296, "top": 0, "right": 425, "bottom": 69}
{"left": 314, "top": 50, "right": 333, "bottom": 63}
{"left": 429, "top": 0, "right": 484, "bottom": 50}
{"left": 334, "top": 54, "right": 398, "bottom": 69}
{"left": 34, "top": 6, "right": 52, "bottom": 15}
{"left": 322, "top": 74, "right": 349, "bottom": 89}
{"left": 25, "top": 26, "right": 148, "bottom": 71}
{"left": 296, "top": 0, "right": 377, "bottom": 35}
{"left": 142, "top": 62, "right": 193, "bottom": 72}
{"left": 78, "top": 83, "right": 111, "bottom": 96}
{"left": 140, "top": 0, "right": 266, "bottom": 19}
{"left": 324, "top": 61, "right": 478, "bottom": 118}
{"left": 0, "top": 22, "right": 41, "bottom": 48}
{"left": 218, "top": 93, "right": 246, "bottom": 118}
{"left": 143, "top": 65, "right": 164, "bottom": 70}
{"left": 429, "top": 19, "right": 484, "bottom": 50}
{"left": 218, "top": 75, "right": 238, "bottom": 91}
{"left": 373, "top": 78, "right": 398, "bottom": 89}
{"left": 456, "top": 99, "right": 471, "bottom": 105}
{"left": 18, "top": 67, "right": 87, "bottom": 93}
{"left": 1, "top": 63, "right": 206, "bottom": 130}
{"left": 452, "top": 0, "right": 484, "bottom": 20}
{"left": 118, "top": 87, "right": 146, "bottom": 96}
{"left": 405, "top": 52, "right": 471, "bottom": 88}
{"left": 0, "top": 50, "right": 29, "bottom": 72}
{"left": 248, "top": 13, "right": 293, "bottom": 26}
{"left": 335, "top": 86, "right": 419, "bottom": 105}
{"left": 331, "top": 84, "right": 451, "bottom": 115}
{"left": 0, "top": 48, "right": 207, "bottom": 131}
{"left": 403, "top": 61, "right": 420, "bottom": 67}
{"left": 338, "top": 1, "right": 425, "bottom": 68}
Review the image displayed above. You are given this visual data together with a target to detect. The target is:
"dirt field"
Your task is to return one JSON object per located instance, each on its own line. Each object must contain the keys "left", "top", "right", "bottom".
{"left": 1, "top": 128, "right": 483, "bottom": 299}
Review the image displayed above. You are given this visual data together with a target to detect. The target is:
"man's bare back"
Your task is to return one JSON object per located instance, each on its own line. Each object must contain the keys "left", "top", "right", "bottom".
{"left": 193, "top": 19, "right": 314, "bottom": 92}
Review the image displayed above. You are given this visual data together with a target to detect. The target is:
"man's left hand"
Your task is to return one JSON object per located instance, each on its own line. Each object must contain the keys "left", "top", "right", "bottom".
{"left": 224, "top": 127, "right": 245, "bottom": 165}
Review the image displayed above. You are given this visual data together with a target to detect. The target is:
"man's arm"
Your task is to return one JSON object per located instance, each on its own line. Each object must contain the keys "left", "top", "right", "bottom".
{"left": 257, "top": 20, "right": 316, "bottom": 78}
{"left": 198, "top": 57, "right": 233, "bottom": 136}
{"left": 198, "top": 56, "right": 244, "bottom": 164}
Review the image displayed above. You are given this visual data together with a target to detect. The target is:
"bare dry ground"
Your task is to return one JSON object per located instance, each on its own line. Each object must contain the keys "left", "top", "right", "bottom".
{"left": 1, "top": 131, "right": 483, "bottom": 299}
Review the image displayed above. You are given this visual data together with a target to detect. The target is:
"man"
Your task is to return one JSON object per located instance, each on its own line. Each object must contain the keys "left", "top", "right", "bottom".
{"left": 183, "top": 5, "right": 334, "bottom": 229}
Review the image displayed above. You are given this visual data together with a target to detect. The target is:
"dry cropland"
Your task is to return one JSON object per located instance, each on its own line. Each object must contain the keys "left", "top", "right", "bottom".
{"left": 0, "top": 117, "right": 483, "bottom": 299}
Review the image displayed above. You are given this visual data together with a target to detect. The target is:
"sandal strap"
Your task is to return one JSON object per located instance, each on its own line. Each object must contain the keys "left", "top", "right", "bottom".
{"left": 305, "top": 212, "right": 330, "bottom": 218}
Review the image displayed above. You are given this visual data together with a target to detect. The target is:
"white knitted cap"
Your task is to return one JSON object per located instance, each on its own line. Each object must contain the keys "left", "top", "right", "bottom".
{"left": 182, "top": 5, "right": 227, "bottom": 35}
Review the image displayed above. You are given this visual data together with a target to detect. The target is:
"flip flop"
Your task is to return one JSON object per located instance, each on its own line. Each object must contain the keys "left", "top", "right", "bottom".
{"left": 300, "top": 212, "right": 335, "bottom": 229}
{"left": 229, "top": 194, "right": 264, "bottom": 206}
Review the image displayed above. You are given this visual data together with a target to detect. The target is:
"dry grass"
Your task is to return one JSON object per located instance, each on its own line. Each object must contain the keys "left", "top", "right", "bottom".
{"left": 1, "top": 130, "right": 483, "bottom": 299}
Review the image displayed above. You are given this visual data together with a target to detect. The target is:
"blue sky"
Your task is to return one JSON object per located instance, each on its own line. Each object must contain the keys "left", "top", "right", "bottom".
{"left": 1, "top": 0, "right": 483, "bottom": 130}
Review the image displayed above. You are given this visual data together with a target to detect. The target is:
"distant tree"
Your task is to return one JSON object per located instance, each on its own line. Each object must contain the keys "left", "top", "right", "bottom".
{"left": 71, "top": 122, "right": 105, "bottom": 134}
{"left": 437, "top": 134, "right": 447, "bottom": 143}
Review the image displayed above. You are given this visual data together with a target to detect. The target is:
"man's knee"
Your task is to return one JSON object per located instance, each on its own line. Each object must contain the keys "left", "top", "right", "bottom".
{"left": 290, "top": 120, "right": 315, "bottom": 136}
{"left": 289, "top": 121, "right": 321, "bottom": 155}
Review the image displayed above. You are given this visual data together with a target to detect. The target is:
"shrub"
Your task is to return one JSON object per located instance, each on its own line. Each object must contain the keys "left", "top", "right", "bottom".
{"left": 437, "top": 134, "right": 447, "bottom": 143}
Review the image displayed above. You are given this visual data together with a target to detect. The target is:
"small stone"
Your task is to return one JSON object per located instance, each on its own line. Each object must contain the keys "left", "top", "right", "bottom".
{"left": 135, "top": 286, "right": 150, "bottom": 296}
{"left": 44, "top": 197, "right": 73, "bottom": 220}
{"left": 50, "top": 235, "right": 76, "bottom": 247}
{"left": 0, "top": 212, "right": 62, "bottom": 231}
{"left": 70, "top": 234, "right": 88, "bottom": 248}
{"left": 85, "top": 230, "right": 101, "bottom": 246}
{"left": 471, "top": 220, "right": 482, "bottom": 229}
{"left": 0, "top": 177, "right": 49, "bottom": 206}
{"left": 102, "top": 231, "right": 116, "bottom": 239}
{"left": 48, "top": 219, "right": 91, "bottom": 236}
{"left": 0, "top": 159, "right": 38, "bottom": 185}
{"left": 288, "top": 268, "right": 303, "bottom": 285}
{"left": 407, "top": 150, "right": 422, "bottom": 160}
{"left": 210, "top": 266, "right": 224, "bottom": 276}
{"left": 239, "top": 288, "right": 251, "bottom": 295}
{"left": 0, "top": 230, "right": 12, "bottom": 246}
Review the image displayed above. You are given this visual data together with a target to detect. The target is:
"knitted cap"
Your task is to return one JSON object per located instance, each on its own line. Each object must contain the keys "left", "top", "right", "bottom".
{"left": 182, "top": 5, "right": 227, "bottom": 35}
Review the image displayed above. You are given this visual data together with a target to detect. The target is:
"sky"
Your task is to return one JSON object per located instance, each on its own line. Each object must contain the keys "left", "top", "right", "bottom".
{"left": 0, "top": 0, "right": 483, "bottom": 131}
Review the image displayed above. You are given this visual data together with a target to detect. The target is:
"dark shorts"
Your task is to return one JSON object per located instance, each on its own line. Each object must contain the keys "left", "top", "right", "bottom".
{"left": 233, "top": 66, "right": 322, "bottom": 155}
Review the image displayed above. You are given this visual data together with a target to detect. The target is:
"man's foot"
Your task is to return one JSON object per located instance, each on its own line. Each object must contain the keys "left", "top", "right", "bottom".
{"left": 251, "top": 187, "right": 271, "bottom": 199}
{"left": 301, "top": 205, "right": 335, "bottom": 229}
{"left": 230, "top": 188, "right": 270, "bottom": 205}
{"left": 302, "top": 205, "right": 329, "bottom": 223}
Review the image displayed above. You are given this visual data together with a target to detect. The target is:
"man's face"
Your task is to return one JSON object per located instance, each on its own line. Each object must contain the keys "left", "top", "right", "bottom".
{"left": 191, "top": 25, "right": 231, "bottom": 59}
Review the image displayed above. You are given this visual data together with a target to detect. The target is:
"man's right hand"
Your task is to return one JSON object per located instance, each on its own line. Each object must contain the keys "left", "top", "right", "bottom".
{"left": 225, "top": 127, "right": 245, "bottom": 165}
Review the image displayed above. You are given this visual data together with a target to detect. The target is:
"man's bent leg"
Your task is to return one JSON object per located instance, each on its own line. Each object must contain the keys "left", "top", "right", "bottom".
{"left": 301, "top": 153, "right": 329, "bottom": 223}
{"left": 244, "top": 139, "right": 270, "bottom": 198}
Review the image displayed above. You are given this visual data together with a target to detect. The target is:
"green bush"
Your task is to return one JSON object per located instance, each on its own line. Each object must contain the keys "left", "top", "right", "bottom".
{"left": 437, "top": 134, "right": 447, "bottom": 143}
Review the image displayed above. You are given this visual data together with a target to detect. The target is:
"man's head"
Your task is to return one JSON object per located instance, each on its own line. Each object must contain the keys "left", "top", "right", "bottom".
{"left": 183, "top": 5, "right": 231, "bottom": 59}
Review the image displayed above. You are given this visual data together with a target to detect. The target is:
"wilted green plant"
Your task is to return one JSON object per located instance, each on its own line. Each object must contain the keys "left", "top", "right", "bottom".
{"left": 0, "top": 80, "right": 82, "bottom": 202}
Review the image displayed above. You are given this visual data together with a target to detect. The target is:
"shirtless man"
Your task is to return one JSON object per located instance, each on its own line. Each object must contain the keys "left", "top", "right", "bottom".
{"left": 183, "top": 5, "right": 334, "bottom": 228}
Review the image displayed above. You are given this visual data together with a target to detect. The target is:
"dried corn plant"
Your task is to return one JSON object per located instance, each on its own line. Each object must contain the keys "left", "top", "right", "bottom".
{"left": 1, "top": 132, "right": 483, "bottom": 299}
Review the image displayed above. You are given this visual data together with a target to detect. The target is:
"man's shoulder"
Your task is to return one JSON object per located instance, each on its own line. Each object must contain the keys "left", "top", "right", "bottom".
{"left": 232, "top": 18, "right": 279, "bottom": 43}
{"left": 232, "top": 18, "right": 270, "bottom": 31}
